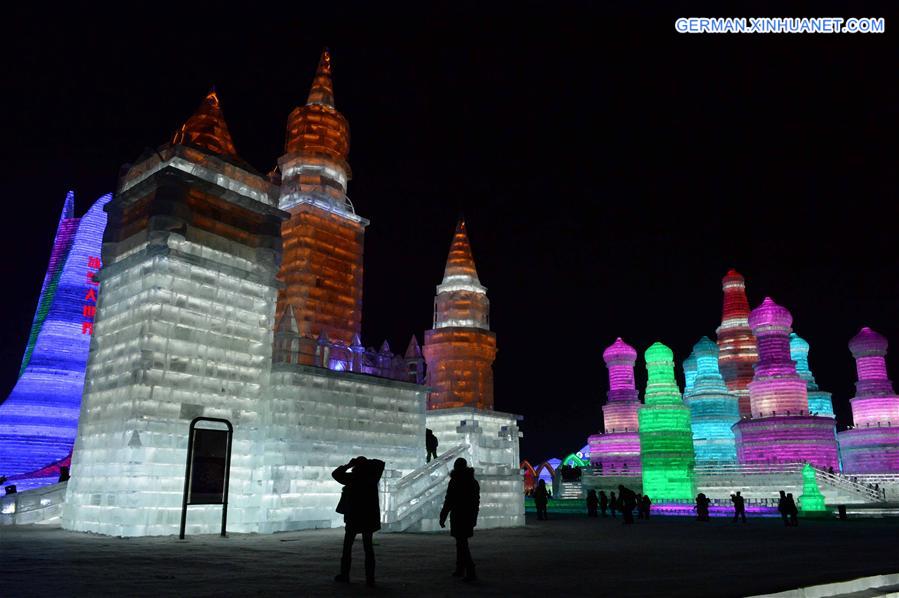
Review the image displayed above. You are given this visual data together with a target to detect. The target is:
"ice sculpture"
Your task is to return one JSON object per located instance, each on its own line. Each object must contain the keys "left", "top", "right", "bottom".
{"left": 423, "top": 219, "right": 497, "bottom": 410}
{"left": 798, "top": 463, "right": 827, "bottom": 512}
{"left": 638, "top": 342, "right": 696, "bottom": 499}
{"left": 790, "top": 332, "right": 835, "bottom": 418}
{"left": 588, "top": 338, "right": 642, "bottom": 474}
{"left": 716, "top": 269, "right": 758, "bottom": 418}
{"left": 276, "top": 50, "right": 366, "bottom": 361}
{"left": 684, "top": 337, "right": 739, "bottom": 464}
{"left": 838, "top": 327, "right": 899, "bottom": 473}
{"left": 682, "top": 351, "right": 697, "bottom": 397}
{"left": 0, "top": 191, "right": 110, "bottom": 488}
{"left": 732, "top": 298, "right": 839, "bottom": 469}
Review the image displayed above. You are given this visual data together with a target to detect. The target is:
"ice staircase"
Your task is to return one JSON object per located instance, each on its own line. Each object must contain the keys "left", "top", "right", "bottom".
{"left": 380, "top": 445, "right": 469, "bottom": 533}
{"left": 694, "top": 463, "right": 885, "bottom": 505}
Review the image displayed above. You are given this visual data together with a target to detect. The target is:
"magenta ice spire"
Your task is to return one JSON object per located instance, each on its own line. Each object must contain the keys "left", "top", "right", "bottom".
{"left": 587, "top": 337, "right": 642, "bottom": 474}
{"left": 733, "top": 297, "right": 840, "bottom": 470}
{"left": 838, "top": 327, "right": 899, "bottom": 472}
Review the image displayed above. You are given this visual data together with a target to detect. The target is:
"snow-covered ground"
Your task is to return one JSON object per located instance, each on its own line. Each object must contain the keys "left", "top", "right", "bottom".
{"left": 3, "top": 513, "right": 898, "bottom": 597}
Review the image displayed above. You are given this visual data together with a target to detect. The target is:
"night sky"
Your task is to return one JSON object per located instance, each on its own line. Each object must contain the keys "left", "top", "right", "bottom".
{"left": 2, "top": 3, "right": 898, "bottom": 464}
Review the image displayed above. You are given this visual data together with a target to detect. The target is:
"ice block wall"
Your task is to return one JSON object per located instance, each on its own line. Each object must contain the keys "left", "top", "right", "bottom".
{"left": 0, "top": 191, "right": 110, "bottom": 486}
{"left": 588, "top": 338, "right": 642, "bottom": 474}
{"left": 684, "top": 337, "right": 739, "bottom": 464}
{"left": 638, "top": 342, "right": 696, "bottom": 500}
{"left": 733, "top": 298, "right": 839, "bottom": 470}
{"left": 63, "top": 90, "right": 287, "bottom": 536}
{"left": 716, "top": 269, "right": 758, "bottom": 418}
{"left": 423, "top": 220, "right": 497, "bottom": 410}
{"left": 838, "top": 327, "right": 899, "bottom": 473}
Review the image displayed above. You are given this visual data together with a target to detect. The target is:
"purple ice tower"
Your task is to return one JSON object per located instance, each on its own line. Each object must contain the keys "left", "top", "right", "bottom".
{"left": 732, "top": 298, "right": 839, "bottom": 470}
{"left": 838, "top": 327, "right": 899, "bottom": 473}
{"left": 588, "top": 337, "right": 642, "bottom": 475}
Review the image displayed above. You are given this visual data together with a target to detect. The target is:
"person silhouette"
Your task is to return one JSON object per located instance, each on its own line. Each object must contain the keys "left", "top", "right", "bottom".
{"left": 640, "top": 494, "right": 652, "bottom": 520}
{"left": 618, "top": 485, "right": 636, "bottom": 524}
{"left": 609, "top": 491, "right": 618, "bottom": 518}
{"left": 695, "top": 493, "right": 710, "bottom": 521}
{"left": 586, "top": 489, "right": 599, "bottom": 517}
{"left": 426, "top": 429, "right": 439, "bottom": 463}
{"left": 731, "top": 492, "right": 747, "bottom": 523}
{"left": 534, "top": 479, "right": 549, "bottom": 520}
{"left": 777, "top": 490, "right": 789, "bottom": 526}
{"left": 786, "top": 493, "right": 799, "bottom": 526}
{"left": 332, "top": 456, "right": 385, "bottom": 587}
{"left": 599, "top": 490, "right": 609, "bottom": 517}
{"left": 440, "top": 458, "right": 480, "bottom": 581}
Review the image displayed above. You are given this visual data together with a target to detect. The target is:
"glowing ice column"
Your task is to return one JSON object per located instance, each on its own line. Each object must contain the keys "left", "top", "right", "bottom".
{"left": 716, "top": 269, "right": 758, "bottom": 418}
{"left": 790, "top": 333, "right": 834, "bottom": 418}
{"left": 838, "top": 327, "right": 899, "bottom": 473}
{"left": 684, "top": 337, "right": 739, "bottom": 464}
{"left": 683, "top": 351, "right": 697, "bottom": 398}
{"left": 0, "top": 192, "right": 110, "bottom": 486}
{"left": 733, "top": 298, "right": 839, "bottom": 469}
{"left": 587, "top": 338, "right": 641, "bottom": 474}
{"left": 638, "top": 342, "right": 695, "bottom": 500}
{"left": 798, "top": 463, "right": 826, "bottom": 512}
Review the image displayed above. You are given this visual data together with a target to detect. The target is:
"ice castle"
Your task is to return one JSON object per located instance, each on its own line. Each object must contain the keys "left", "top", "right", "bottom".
{"left": 49, "top": 50, "right": 523, "bottom": 536}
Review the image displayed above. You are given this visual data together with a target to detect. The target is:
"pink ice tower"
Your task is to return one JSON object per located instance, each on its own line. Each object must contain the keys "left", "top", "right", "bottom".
{"left": 838, "top": 327, "right": 899, "bottom": 473}
{"left": 588, "top": 337, "right": 642, "bottom": 474}
{"left": 732, "top": 298, "right": 840, "bottom": 470}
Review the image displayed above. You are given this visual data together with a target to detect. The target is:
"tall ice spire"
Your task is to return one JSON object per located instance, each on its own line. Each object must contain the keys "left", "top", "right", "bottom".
{"left": 716, "top": 269, "right": 758, "bottom": 417}
{"left": 172, "top": 88, "right": 239, "bottom": 158}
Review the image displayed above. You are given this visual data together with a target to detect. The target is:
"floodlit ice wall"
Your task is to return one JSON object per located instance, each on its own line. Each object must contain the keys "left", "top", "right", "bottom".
{"left": 425, "top": 408, "right": 524, "bottom": 530}
{"left": 638, "top": 342, "right": 695, "bottom": 500}
{"left": 589, "top": 338, "right": 642, "bottom": 473}
{"left": 262, "top": 364, "right": 425, "bottom": 533}
{"left": 838, "top": 327, "right": 899, "bottom": 473}
{"left": 716, "top": 269, "right": 758, "bottom": 418}
{"left": 790, "top": 332, "right": 835, "bottom": 418}
{"left": 684, "top": 337, "right": 739, "bottom": 464}
{"left": 0, "top": 192, "right": 110, "bottom": 487}
{"left": 733, "top": 298, "right": 839, "bottom": 470}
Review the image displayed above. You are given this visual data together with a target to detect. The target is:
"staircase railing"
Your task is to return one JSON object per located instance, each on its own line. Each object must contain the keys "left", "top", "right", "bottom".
{"left": 811, "top": 466, "right": 885, "bottom": 502}
{"left": 381, "top": 445, "right": 469, "bottom": 531}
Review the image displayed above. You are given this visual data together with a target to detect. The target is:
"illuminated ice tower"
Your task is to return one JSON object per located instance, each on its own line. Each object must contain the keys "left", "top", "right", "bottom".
{"left": 684, "top": 337, "right": 739, "bottom": 464}
{"left": 276, "top": 50, "right": 366, "bottom": 364}
{"left": 588, "top": 338, "right": 642, "bottom": 474}
{"left": 716, "top": 269, "right": 758, "bottom": 418}
{"left": 0, "top": 192, "right": 110, "bottom": 488}
{"left": 838, "top": 327, "right": 899, "bottom": 473}
{"left": 732, "top": 298, "right": 839, "bottom": 470}
{"left": 63, "top": 89, "right": 287, "bottom": 535}
{"left": 790, "top": 332, "right": 835, "bottom": 418}
{"left": 423, "top": 220, "right": 496, "bottom": 410}
{"left": 638, "top": 342, "right": 695, "bottom": 499}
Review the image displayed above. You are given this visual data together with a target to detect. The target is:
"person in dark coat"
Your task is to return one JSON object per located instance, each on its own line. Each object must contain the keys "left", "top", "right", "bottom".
{"left": 332, "top": 456, "right": 385, "bottom": 587}
{"left": 534, "top": 479, "right": 549, "bottom": 520}
{"left": 599, "top": 490, "right": 609, "bottom": 517}
{"left": 440, "top": 458, "right": 480, "bottom": 581}
{"left": 586, "top": 489, "right": 599, "bottom": 517}
{"left": 609, "top": 491, "right": 618, "bottom": 518}
{"left": 786, "top": 493, "right": 799, "bottom": 526}
{"left": 640, "top": 494, "right": 652, "bottom": 520}
{"left": 777, "top": 490, "right": 789, "bottom": 526}
{"left": 618, "top": 485, "right": 637, "bottom": 524}
{"left": 695, "top": 493, "right": 711, "bottom": 521}
{"left": 426, "top": 428, "right": 439, "bottom": 463}
{"left": 731, "top": 492, "right": 747, "bottom": 523}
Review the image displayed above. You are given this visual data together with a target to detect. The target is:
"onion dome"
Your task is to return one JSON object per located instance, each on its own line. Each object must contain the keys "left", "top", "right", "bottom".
{"left": 603, "top": 337, "right": 638, "bottom": 365}
{"left": 172, "top": 88, "right": 239, "bottom": 159}
{"left": 749, "top": 297, "right": 792, "bottom": 333}
{"left": 850, "top": 327, "right": 889, "bottom": 358}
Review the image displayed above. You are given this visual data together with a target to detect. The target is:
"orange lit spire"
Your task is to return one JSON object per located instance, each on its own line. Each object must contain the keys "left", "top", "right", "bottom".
{"left": 306, "top": 48, "right": 336, "bottom": 107}
{"left": 172, "top": 88, "right": 239, "bottom": 158}
{"left": 442, "top": 219, "right": 481, "bottom": 283}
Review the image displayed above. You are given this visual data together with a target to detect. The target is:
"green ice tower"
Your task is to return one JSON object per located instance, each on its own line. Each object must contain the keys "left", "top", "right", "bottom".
{"left": 799, "top": 463, "right": 827, "bottom": 513}
{"left": 639, "top": 342, "right": 697, "bottom": 500}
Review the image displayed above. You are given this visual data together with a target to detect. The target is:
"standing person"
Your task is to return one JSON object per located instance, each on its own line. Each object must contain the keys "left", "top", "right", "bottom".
{"left": 534, "top": 479, "right": 549, "bottom": 520}
{"left": 641, "top": 494, "right": 652, "bottom": 520}
{"left": 426, "top": 429, "right": 439, "bottom": 463}
{"left": 786, "top": 493, "right": 799, "bottom": 526}
{"left": 586, "top": 489, "right": 599, "bottom": 517}
{"left": 599, "top": 490, "right": 609, "bottom": 517}
{"left": 731, "top": 492, "right": 747, "bottom": 523}
{"left": 695, "top": 493, "right": 710, "bottom": 521}
{"left": 777, "top": 490, "right": 789, "bottom": 527}
{"left": 332, "top": 456, "right": 385, "bottom": 587}
{"left": 618, "top": 485, "right": 636, "bottom": 524}
{"left": 609, "top": 491, "right": 618, "bottom": 519}
{"left": 440, "top": 458, "right": 480, "bottom": 581}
